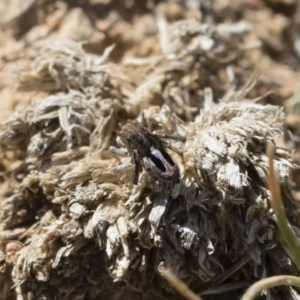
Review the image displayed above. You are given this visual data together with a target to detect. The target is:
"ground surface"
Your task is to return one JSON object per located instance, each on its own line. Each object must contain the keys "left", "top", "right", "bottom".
{"left": 1, "top": 1, "right": 300, "bottom": 300}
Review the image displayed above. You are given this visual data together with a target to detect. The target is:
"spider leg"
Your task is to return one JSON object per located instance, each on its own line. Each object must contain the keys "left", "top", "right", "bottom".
{"left": 109, "top": 146, "right": 128, "bottom": 156}
{"left": 153, "top": 133, "right": 186, "bottom": 142}
{"left": 161, "top": 141, "right": 183, "bottom": 155}
{"left": 132, "top": 150, "right": 140, "bottom": 185}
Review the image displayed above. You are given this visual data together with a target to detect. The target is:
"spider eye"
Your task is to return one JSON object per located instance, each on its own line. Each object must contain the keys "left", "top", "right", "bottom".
{"left": 143, "top": 149, "right": 180, "bottom": 183}
{"left": 150, "top": 153, "right": 166, "bottom": 172}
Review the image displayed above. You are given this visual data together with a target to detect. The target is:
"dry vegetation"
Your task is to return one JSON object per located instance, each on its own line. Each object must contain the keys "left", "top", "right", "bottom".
{"left": 0, "top": 0, "right": 300, "bottom": 299}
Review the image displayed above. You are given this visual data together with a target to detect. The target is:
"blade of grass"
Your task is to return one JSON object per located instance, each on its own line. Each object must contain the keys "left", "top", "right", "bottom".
{"left": 159, "top": 267, "right": 203, "bottom": 300}
{"left": 266, "top": 143, "right": 300, "bottom": 271}
{"left": 241, "top": 275, "right": 300, "bottom": 300}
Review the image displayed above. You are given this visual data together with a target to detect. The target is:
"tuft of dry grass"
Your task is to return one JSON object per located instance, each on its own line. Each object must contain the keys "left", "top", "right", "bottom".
{"left": 0, "top": 1, "right": 300, "bottom": 300}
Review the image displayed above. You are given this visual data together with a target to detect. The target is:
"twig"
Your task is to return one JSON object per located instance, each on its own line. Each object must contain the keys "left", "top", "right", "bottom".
{"left": 241, "top": 275, "right": 300, "bottom": 300}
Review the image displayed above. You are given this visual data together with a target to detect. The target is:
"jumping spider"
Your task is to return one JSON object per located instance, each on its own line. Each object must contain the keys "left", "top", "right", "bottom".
{"left": 109, "top": 120, "right": 186, "bottom": 185}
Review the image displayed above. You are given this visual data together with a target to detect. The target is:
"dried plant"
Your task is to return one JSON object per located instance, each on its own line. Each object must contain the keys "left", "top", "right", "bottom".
{"left": 0, "top": 2, "right": 299, "bottom": 300}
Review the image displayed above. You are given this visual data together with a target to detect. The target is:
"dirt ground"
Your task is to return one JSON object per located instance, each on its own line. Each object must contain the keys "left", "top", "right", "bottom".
{"left": 1, "top": 0, "right": 300, "bottom": 299}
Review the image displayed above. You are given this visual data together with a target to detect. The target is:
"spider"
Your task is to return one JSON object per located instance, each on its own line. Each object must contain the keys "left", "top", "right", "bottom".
{"left": 109, "top": 120, "right": 186, "bottom": 185}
